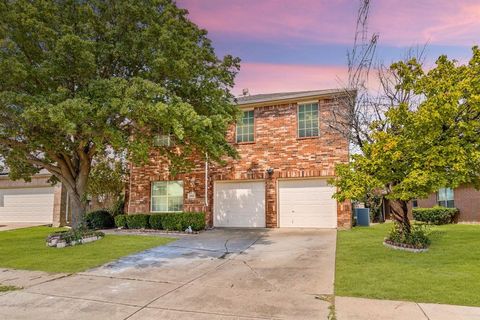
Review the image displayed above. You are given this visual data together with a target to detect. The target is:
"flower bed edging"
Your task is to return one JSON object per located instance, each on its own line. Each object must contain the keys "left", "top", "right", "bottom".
{"left": 111, "top": 228, "right": 201, "bottom": 235}
{"left": 383, "top": 240, "right": 429, "bottom": 253}
{"left": 46, "top": 231, "right": 104, "bottom": 248}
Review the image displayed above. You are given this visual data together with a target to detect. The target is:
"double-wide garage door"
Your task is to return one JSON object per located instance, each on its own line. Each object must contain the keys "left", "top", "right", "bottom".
{"left": 213, "top": 179, "right": 337, "bottom": 228}
{"left": 0, "top": 187, "right": 55, "bottom": 223}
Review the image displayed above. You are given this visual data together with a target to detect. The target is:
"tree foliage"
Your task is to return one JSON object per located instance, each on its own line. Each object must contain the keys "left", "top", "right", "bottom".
{"left": 0, "top": 0, "right": 240, "bottom": 226}
{"left": 332, "top": 47, "right": 480, "bottom": 232}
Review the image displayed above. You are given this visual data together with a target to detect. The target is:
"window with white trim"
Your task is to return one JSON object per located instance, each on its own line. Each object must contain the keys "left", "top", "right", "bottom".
{"left": 437, "top": 187, "right": 454, "bottom": 208}
{"left": 298, "top": 103, "right": 319, "bottom": 138}
{"left": 236, "top": 110, "right": 254, "bottom": 143}
{"left": 151, "top": 181, "right": 183, "bottom": 212}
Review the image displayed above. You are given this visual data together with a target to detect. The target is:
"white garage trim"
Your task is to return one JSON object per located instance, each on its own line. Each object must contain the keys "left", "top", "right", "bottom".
{"left": 0, "top": 187, "right": 55, "bottom": 223}
{"left": 214, "top": 180, "right": 266, "bottom": 228}
{"left": 278, "top": 178, "right": 337, "bottom": 228}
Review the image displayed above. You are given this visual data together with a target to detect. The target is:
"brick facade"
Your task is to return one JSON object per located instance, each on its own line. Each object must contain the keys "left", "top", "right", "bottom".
{"left": 126, "top": 95, "right": 352, "bottom": 228}
{"left": 416, "top": 185, "right": 480, "bottom": 222}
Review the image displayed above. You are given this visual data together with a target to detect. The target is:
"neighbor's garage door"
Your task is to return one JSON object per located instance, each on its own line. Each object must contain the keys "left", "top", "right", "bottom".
{"left": 0, "top": 187, "right": 55, "bottom": 223}
{"left": 214, "top": 181, "right": 265, "bottom": 227}
{"left": 279, "top": 179, "right": 337, "bottom": 228}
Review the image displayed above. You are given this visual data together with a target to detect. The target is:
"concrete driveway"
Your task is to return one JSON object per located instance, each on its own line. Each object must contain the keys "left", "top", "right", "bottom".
{"left": 0, "top": 228, "right": 336, "bottom": 320}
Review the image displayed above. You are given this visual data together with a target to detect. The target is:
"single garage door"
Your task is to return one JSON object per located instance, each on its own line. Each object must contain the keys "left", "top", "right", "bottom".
{"left": 279, "top": 179, "right": 337, "bottom": 228}
{"left": 214, "top": 181, "right": 265, "bottom": 227}
{"left": 0, "top": 187, "right": 55, "bottom": 223}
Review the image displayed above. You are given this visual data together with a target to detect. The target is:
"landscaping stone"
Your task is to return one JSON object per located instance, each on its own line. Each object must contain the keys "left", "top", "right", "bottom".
{"left": 383, "top": 240, "right": 429, "bottom": 253}
{"left": 46, "top": 234, "right": 103, "bottom": 248}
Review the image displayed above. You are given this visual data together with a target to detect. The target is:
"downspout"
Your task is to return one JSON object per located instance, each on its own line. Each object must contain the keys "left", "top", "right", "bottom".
{"left": 204, "top": 153, "right": 209, "bottom": 208}
{"left": 127, "top": 162, "right": 133, "bottom": 213}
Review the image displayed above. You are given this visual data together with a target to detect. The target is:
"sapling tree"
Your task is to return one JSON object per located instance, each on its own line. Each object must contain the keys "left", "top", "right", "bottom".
{"left": 332, "top": 47, "right": 480, "bottom": 235}
{"left": 0, "top": 0, "right": 240, "bottom": 227}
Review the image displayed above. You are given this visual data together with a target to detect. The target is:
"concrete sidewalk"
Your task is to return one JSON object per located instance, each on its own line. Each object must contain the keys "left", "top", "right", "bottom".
{"left": 335, "top": 296, "right": 480, "bottom": 320}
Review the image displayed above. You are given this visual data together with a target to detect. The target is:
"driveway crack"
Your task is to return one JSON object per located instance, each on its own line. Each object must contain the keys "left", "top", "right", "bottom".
{"left": 240, "top": 260, "right": 280, "bottom": 291}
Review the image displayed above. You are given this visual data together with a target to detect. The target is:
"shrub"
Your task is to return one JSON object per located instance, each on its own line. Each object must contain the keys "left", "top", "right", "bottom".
{"left": 149, "top": 214, "right": 163, "bottom": 230}
{"left": 413, "top": 206, "right": 458, "bottom": 225}
{"left": 161, "top": 212, "right": 206, "bottom": 231}
{"left": 114, "top": 214, "right": 127, "bottom": 228}
{"left": 111, "top": 196, "right": 125, "bottom": 217}
{"left": 182, "top": 212, "right": 206, "bottom": 231}
{"left": 126, "top": 214, "right": 149, "bottom": 229}
{"left": 85, "top": 210, "right": 114, "bottom": 230}
{"left": 386, "top": 223, "right": 431, "bottom": 249}
{"left": 148, "top": 212, "right": 206, "bottom": 231}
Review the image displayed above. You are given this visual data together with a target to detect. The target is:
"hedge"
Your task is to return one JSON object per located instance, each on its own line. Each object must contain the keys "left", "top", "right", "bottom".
{"left": 413, "top": 206, "right": 458, "bottom": 225}
{"left": 114, "top": 214, "right": 127, "bottom": 228}
{"left": 126, "top": 214, "right": 150, "bottom": 229}
{"left": 149, "top": 212, "right": 206, "bottom": 231}
{"left": 85, "top": 210, "right": 114, "bottom": 230}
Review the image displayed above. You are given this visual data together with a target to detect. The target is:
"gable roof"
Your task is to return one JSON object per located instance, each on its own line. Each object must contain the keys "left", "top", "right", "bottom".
{"left": 235, "top": 88, "right": 353, "bottom": 107}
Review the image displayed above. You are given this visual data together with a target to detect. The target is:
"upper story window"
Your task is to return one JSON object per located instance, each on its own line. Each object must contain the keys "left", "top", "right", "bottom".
{"left": 437, "top": 187, "right": 454, "bottom": 208}
{"left": 151, "top": 181, "right": 183, "bottom": 212}
{"left": 236, "top": 110, "right": 254, "bottom": 143}
{"left": 298, "top": 103, "right": 319, "bottom": 138}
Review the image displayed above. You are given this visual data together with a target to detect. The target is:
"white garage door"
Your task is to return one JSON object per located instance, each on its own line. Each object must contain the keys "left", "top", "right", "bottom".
{"left": 0, "top": 187, "right": 55, "bottom": 223}
{"left": 279, "top": 179, "right": 337, "bottom": 228}
{"left": 214, "top": 181, "right": 265, "bottom": 227}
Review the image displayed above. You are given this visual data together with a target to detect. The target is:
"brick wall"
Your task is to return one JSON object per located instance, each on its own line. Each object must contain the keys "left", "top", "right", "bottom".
{"left": 127, "top": 98, "right": 352, "bottom": 228}
{"left": 417, "top": 186, "right": 480, "bottom": 222}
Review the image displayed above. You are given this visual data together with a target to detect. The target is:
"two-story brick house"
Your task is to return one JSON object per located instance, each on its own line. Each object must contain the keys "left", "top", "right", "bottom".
{"left": 126, "top": 89, "right": 352, "bottom": 229}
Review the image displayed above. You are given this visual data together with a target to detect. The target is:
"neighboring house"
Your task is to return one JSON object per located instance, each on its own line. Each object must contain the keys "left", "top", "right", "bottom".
{"left": 384, "top": 186, "right": 480, "bottom": 222}
{"left": 414, "top": 186, "right": 480, "bottom": 222}
{"left": 126, "top": 89, "right": 353, "bottom": 229}
{"left": 0, "top": 171, "right": 66, "bottom": 226}
{"left": 0, "top": 170, "right": 118, "bottom": 227}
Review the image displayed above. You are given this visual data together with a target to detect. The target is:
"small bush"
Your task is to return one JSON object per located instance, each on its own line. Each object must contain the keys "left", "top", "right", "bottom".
{"left": 114, "top": 214, "right": 127, "bottom": 228}
{"left": 413, "top": 206, "right": 458, "bottom": 225}
{"left": 386, "top": 223, "right": 431, "bottom": 249}
{"left": 161, "top": 212, "right": 206, "bottom": 231}
{"left": 149, "top": 214, "right": 163, "bottom": 230}
{"left": 147, "top": 212, "right": 206, "bottom": 231}
{"left": 182, "top": 212, "right": 206, "bottom": 231}
{"left": 111, "top": 196, "right": 125, "bottom": 217}
{"left": 126, "top": 214, "right": 150, "bottom": 229}
{"left": 85, "top": 210, "right": 114, "bottom": 230}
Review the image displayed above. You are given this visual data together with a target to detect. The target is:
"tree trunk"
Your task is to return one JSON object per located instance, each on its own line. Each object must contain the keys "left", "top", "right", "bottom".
{"left": 389, "top": 199, "right": 411, "bottom": 234}
{"left": 69, "top": 193, "right": 87, "bottom": 229}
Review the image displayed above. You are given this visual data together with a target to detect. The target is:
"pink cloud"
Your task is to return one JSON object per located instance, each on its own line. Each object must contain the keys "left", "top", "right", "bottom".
{"left": 178, "top": 0, "right": 480, "bottom": 46}
{"left": 370, "top": 0, "right": 480, "bottom": 46}
{"left": 232, "top": 63, "right": 348, "bottom": 95}
{"left": 178, "top": 0, "right": 356, "bottom": 44}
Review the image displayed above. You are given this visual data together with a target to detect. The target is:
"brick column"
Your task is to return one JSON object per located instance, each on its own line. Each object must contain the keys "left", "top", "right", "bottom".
{"left": 52, "top": 184, "right": 67, "bottom": 227}
{"left": 265, "top": 176, "right": 277, "bottom": 227}
{"left": 337, "top": 199, "right": 352, "bottom": 229}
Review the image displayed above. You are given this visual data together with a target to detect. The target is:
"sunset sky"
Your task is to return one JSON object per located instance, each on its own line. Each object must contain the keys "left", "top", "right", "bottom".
{"left": 176, "top": 0, "right": 480, "bottom": 96}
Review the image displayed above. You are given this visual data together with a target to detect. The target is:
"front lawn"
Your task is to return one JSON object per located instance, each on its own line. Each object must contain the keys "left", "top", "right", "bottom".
{"left": 336, "top": 223, "right": 480, "bottom": 307}
{"left": 0, "top": 226, "right": 174, "bottom": 273}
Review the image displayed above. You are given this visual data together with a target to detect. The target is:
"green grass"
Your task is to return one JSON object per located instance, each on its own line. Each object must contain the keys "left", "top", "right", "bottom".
{"left": 336, "top": 223, "right": 480, "bottom": 307}
{"left": 0, "top": 285, "right": 19, "bottom": 292}
{"left": 0, "top": 226, "right": 174, "bottom": 273}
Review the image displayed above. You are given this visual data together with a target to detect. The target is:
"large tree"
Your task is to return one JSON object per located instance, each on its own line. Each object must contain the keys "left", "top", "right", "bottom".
{"left": 0, "top": 0, "right": 240, "bottom": 226}
{"left": 332, "top": 47, "right": 480, "bottom": 235}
